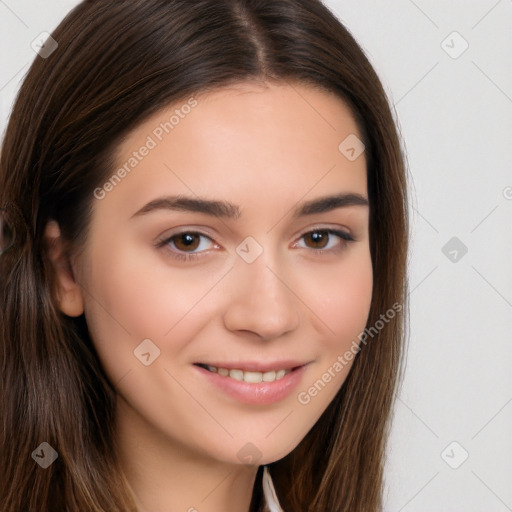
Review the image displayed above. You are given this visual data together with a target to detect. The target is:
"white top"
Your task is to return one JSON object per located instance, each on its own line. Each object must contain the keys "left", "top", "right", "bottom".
{"left": 262, "top": 466, "right": 285, "bottom": 512}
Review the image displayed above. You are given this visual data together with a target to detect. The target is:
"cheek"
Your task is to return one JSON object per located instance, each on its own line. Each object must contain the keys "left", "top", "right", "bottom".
{"left": 80, "top": 241, "right": 229, "bottom": 379}
{"left": 303, "top": 247, "right": 373, "bottom": 349}
{"left": 330, "top": 261, "right": 373, "bottom": 345}
{"left": 86, "top": 243, "right": 215, "bottom": 333}
{"left": 292, "top": 249, "right": 373, "bottom": 413}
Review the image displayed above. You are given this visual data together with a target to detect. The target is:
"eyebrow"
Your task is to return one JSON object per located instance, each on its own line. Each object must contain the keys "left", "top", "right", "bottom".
{"left": 130, "top": 192, "right": 369, "bottom": 220}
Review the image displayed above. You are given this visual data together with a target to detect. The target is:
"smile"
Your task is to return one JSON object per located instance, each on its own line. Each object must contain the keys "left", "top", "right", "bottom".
{"left": 193, "top": 361, "right": 309, "bottom": 405}
{"left": 196, "top": 363, "right": 293, "bottom": 383}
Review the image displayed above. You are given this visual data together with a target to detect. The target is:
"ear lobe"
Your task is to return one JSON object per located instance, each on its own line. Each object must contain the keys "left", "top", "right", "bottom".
{"left": 44, "top": 220, "right": 84, "bottom": 317}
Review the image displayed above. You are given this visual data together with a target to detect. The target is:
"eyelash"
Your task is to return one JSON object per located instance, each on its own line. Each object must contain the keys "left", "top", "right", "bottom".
{"left": 156, "top": 228, "right": 356, "bottom": 263}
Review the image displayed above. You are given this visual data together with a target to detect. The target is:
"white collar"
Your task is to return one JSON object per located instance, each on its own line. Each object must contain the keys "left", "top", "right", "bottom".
{"left": 262, "top": 466, "right": 285, "bottom": 512}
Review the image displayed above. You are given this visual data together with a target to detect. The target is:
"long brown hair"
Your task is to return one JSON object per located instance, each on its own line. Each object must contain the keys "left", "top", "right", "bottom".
{"left": 0, "top": 1, "right": 409, "bottom": 510}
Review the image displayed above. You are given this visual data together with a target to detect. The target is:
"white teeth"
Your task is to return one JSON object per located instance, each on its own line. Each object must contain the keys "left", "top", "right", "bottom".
{"left": 229, "top": 369, "right": 244, "bottom": 381}
{"left": 202, "top": 365, "right": 292, "bottom": 383}
{"left": 244, "top": 371, "right": 263, "bottom": 383}
{"left": 275, "top": 369, "right": 286, "bottom": 379}
{"left": 262, "top": 370, "right": 276, "bottom": 382}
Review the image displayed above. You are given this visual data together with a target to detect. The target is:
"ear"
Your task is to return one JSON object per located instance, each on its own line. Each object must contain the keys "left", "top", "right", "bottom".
{"left": 44, "top": 220, "right": 84, "bottom": 317}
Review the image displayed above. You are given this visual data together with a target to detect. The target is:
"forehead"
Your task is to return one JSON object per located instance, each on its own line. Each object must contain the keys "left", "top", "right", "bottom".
{"left": 99, "top": 81, "right": 367, "bottom": 222}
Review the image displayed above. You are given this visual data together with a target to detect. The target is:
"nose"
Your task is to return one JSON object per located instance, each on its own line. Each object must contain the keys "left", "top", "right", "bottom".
{"left": 222, "top": 253, "right": 300, "bottom": 340}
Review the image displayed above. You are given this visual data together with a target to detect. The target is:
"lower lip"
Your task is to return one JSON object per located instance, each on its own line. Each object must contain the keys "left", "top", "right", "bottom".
{"left": 193, "top": 364, "right": 308, "bottom": 405}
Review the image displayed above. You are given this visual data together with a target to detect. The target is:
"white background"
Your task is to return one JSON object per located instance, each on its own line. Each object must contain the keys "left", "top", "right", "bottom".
{"left": 1, "top": 1, "right": 511, "bottom": 510}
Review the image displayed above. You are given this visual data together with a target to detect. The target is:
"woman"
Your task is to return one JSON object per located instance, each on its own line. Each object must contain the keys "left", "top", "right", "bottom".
{"left": 0, "top": 1, "right": 409, "bottom": 510}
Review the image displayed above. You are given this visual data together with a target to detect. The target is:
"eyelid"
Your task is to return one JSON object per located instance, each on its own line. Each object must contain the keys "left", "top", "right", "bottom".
{"left": 156, "top": 224, "right": 356, "bottom": 262}
{"left": 155, "top": 227, "right": 220, "bottom": 261}
{"left": 291, "top": 226, "right": 355, "bottom": 253}
{"left": 293, "top": 224, "right": 355, "bottom": 242}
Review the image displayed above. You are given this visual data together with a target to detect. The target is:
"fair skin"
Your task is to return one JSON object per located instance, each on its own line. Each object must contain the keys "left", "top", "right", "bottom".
{"left": 46, "top": 81, "right": 372, "bottom": 512}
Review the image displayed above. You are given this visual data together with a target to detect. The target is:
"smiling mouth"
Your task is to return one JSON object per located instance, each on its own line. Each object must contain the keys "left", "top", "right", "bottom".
{"left": 194, "top": 363, "right": 302, "bottom": 383}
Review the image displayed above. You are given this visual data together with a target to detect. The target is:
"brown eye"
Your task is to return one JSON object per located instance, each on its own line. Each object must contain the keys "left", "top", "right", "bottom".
{"left": 303, "top": 230, "right": 330, "bottom": 249}
{"left": 172, "top": 233, "right": 201, "bottom": 251}
{"left": 156, "top": 230, "right": 218, "bottom": 263}
{"left": 297, "top": 229, "right": 355, "bottom": 254}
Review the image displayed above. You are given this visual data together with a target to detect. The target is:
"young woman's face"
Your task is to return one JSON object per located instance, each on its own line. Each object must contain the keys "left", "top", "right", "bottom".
{"left": 75, "top": 81, "right": 372, "bottom": 466}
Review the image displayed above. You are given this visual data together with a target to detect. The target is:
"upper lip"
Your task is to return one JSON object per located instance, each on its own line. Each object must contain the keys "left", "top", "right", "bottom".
{"left": 194, "top": 360, "right": 309, "bottom": 372}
